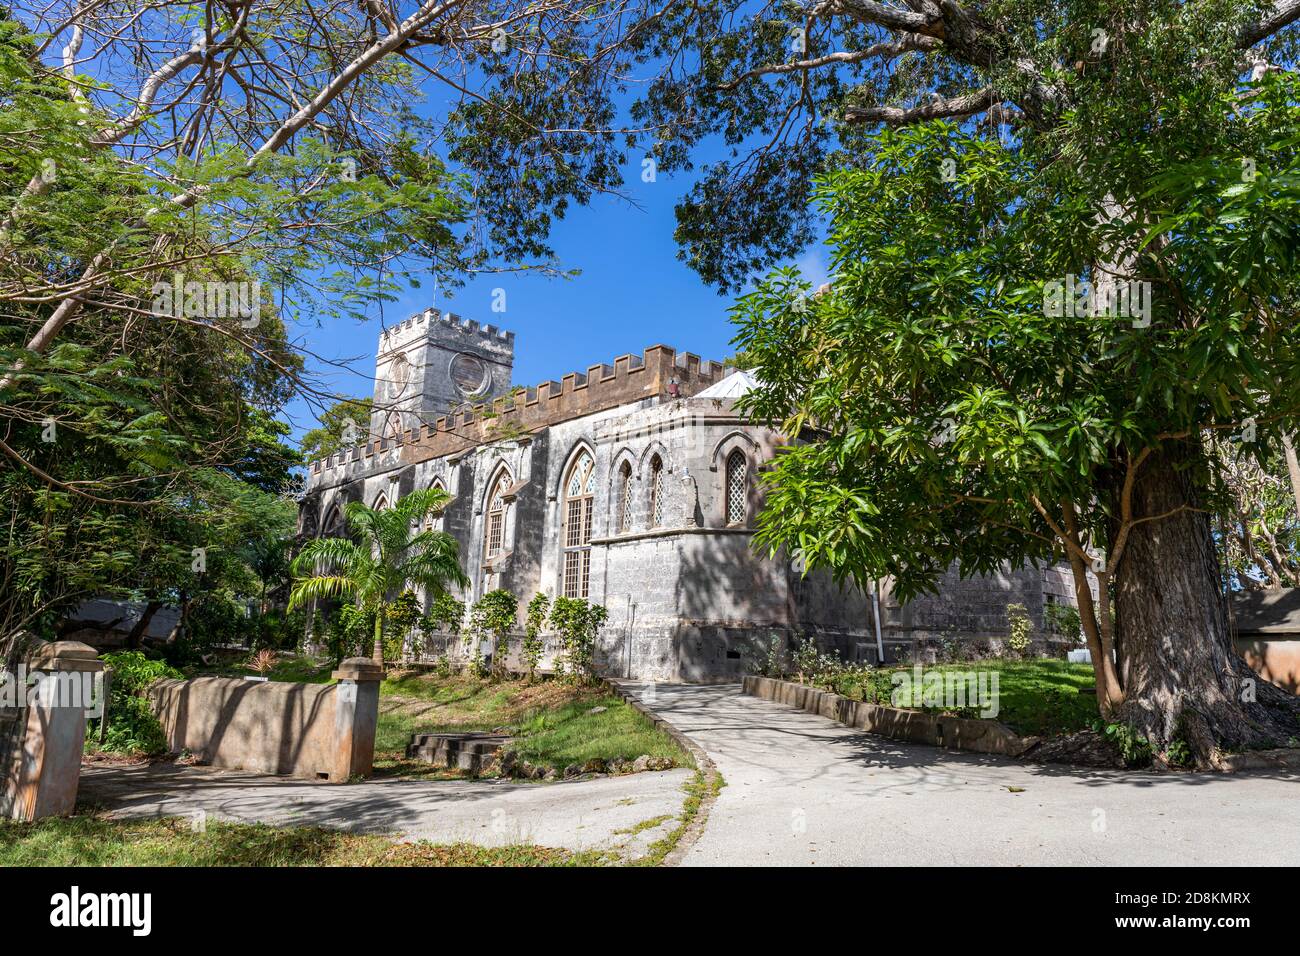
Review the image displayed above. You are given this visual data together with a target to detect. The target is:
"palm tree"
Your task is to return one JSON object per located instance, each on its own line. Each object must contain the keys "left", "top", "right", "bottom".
{"left": 288, "top": 487, "right": 469, "bottom": 666}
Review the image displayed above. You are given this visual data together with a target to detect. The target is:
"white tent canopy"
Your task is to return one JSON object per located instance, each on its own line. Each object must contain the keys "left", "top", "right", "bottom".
{"left": 695, "top": 369, "right": 759, "bottom": 399}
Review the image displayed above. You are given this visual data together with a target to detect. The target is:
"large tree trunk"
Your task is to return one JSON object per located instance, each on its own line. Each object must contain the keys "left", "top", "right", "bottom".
{"left": 1113, "top": 442, "right": 1300, "bottom": 768}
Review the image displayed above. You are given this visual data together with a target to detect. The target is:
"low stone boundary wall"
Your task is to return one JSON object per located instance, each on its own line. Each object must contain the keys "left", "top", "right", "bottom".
{"left": 1235, "top": 638, "right": 1300, "bottom": 695}
{"left": 147, "top": 658, "right": 381, "bottom": 781}
{"left": 742, "top": 675, "right": 1038, "bottom": 757}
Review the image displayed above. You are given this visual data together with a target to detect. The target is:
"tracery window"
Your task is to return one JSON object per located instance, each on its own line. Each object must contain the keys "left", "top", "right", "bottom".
{"left": 649, "top": 454, "right": 664, "bottom": 528}
{"left": 617, "top": 461, "right": 633, "bottom": 533}
{"left": 725, "top": 449, "right": 748, "bottom": 526}
{"left": 485, "top": 472, "right": 509, "bottom": 558}
{"left": 562, "top": 451, "right": 596, "bottom": 598}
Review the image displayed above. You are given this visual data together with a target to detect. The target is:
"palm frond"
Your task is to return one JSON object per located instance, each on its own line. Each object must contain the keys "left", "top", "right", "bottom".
{"left": 288, "top": 575, "right": 357, "bottom": 610}
{"left": 399, "top": 532, "right": 471, "bottom": 592}
{"left": 393, "top": 487, "right": 455, "bottom": 524}
{"left": 290, "top": 536, "right": 368, "bottom": 577}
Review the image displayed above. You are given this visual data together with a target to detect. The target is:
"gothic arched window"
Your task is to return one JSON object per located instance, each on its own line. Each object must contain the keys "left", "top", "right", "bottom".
{"left": 562, "top": 451, "right": 596, "bottom": 598}
{"left": 617, "top": 461, "right": 633, "bottom": 534}
{"left": 649, "top": 454, "right": 664, "bottom": 528}
{"left": 322, "top": 505, "right": 344, "bottom": 537}
{"left": 725, "top": 449, "right": 748, "bottom": 526}
{"left": 421, "top": 480, "right": 447, "bottom": 534}
{"left": 372, "top": 492, "right": 390, "bottom": 511}
{"left": 383, "top": 412, "right": 403, "bottom": 442}
{"left": 484, "top": 471, "right": 509, "bottom": 558}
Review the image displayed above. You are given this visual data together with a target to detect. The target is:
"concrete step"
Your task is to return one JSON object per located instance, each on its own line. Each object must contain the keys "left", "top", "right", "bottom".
{"left": 406, "top": 733, "right": 510, "bottom": 770}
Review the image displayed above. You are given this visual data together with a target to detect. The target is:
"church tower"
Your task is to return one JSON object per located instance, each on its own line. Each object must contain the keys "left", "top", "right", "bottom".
{"left": 370, "top": 309, "right": 514, "bottom": 440}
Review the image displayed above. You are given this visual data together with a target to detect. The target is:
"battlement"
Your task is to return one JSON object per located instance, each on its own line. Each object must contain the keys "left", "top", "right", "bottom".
{"left": 310, "top": 343, "right": 734, "bottom": 476}
{"left": 378, "top": 308, "right": 514, "bottom": 354}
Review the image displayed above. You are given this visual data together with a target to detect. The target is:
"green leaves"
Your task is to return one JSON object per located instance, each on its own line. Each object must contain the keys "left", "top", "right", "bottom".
{"left": 733, "top": 65, "right": 1300, "bottom": 598}
{"left": 288, "top": 490, "right": 469, "bottom": 661}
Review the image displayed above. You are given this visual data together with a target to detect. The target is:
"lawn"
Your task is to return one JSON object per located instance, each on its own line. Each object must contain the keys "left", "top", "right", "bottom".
{"left": 824, "top": 658, "right": 1099, "bottom": 738}
{"left": 183, "top": 651, "right": 333, "bottom": 684}
{"left": 373, "top": 672, "right": 691, "bottom": 774}
{"left": 0, "top": 816, "right": 614, "bottom": 867}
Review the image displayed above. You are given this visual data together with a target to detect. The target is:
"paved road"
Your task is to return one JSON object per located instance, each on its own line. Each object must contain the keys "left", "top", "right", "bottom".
{"left": 79, "top": 763, "right": 690, "bottom": 859}
{"left": 627, "top": 682, "right": 1300, "bottom": 866}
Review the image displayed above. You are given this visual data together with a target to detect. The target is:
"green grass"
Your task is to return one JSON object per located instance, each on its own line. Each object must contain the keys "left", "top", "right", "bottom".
{"left": 373, "top": 674, "right": 691, "bottom": 774}
{"left": 510, "top": 695, "right": 692, "bottom": 769}
{"left": 633, "top": 768, "right": 724, "bottom": 867}
{"left": 183, "top": 653, "right": 333, "bottom": 684}
{"left": 0, "top": 816, "right": 615, "bottom": 867}
{"left": 827, "top": 658, "right": 1099, "bottom": 738}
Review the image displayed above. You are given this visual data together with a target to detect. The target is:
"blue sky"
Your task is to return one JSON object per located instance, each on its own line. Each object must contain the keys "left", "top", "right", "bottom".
{"left": 284, "top": 153, "right": 829, "bottom": 444}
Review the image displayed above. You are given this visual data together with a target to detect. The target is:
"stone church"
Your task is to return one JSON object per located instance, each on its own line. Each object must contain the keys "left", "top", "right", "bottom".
{"left": 299, "top": 309, "right": 1080, "bottom": 681}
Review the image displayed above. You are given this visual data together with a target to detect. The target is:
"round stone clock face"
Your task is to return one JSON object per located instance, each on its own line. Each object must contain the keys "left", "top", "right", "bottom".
{"left": 387, "top": 354, "right": 411, "bottom": 398}
{"left": 449, "top": 352, "right": 489, "bottom": 397}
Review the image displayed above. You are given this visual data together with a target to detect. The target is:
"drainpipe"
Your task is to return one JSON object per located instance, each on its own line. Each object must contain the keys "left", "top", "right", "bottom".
{"left": 871, "top": 580, "right": 886, "bottom": 665}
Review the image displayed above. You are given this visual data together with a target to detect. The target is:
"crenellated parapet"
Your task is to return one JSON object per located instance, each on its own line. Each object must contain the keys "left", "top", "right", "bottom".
{"left": 309, "top": 343, "right": 733, "bottom": 479}
{"left": 378, "top": 308, "right": 515, "bottom": 353}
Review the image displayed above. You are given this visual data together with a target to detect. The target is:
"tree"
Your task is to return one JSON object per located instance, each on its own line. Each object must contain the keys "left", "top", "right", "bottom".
{"left": 299, "top": 397, "right": 375, "bottom": 465}
{"left": 734, "top": 83, "right": 1300, "bottom": 767}
{"left": 468, "top": 589, "right": 520, "bottom": 680}
{"left": 1214, "top": 439, "right": 1300, "bottom": 590}
{"left": 549, "top": 597, "right": 608, "bottom": 684}
{"left": 1, "top": 0, "right": 664, "bottom": 374}
{"left": 287, "top": 487, "right": 469, "bottom": 666}
{"left": 611, "top": 1, "right": 1300, "bottom": 291}
{"left": 0, "top": 16, "right": 308, "bottom": 644}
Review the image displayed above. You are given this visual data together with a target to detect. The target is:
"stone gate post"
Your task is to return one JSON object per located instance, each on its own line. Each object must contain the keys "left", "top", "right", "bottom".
{"left": 2, "top": 641, "right": 104, "bottom": 820}
{"left": 330, "top": 657, "right": 383, "bottom": 781}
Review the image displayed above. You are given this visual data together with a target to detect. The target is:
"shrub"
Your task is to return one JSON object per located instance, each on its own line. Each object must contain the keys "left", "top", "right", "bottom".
{"left": 325, "top": 604, "right": 374, "bottom": 665}
{"left": 246, "top": 648, "right": 277, "bottom": 675}
{"left": 523, "top": 592, "right": 551, "bottom": 682}
{"left": 752, "top": 634, "right": 786, "bottom": 677}
{"left": 792, "top": 636, "right": 841, "bottom": 686}
{"left": 384, "top": 591, "right": 422, "bottom": 662}
{"left": 1005, "top": 603, "right": 1033, "bottom": 655}
{"left": 1044, "top": 601, "right": 1083, "bottom": 643}
{"left": 467, "top": 589, "right": 519, "bottom": 680}
{"left": 98, "top": 651, "right": 184, "bottom": 756}
{"left": 415, "top": 593, "right": 464, "bottom": 662}
{"left": 549, "top": 597, "right": 607, "bottom": 684}
{"left": 1095, "top": 719, "right": 1154, "bottom": 767}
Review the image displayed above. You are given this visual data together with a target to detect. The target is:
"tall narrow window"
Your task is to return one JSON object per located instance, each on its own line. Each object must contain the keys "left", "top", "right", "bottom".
{"left": 562, "top": 451, "right": 595, "bottom": 598}
{"left": 322, "top": 505, "right": 343, "bottom": 537}
{"left": 373, "top": 492, "right": 390, "bottom": 511}
{"left": 649, "top": 455, "right": 664, "bottom": 528}
{"left": 725, "top": 449, "right": 748, "bottom": 526}
{"left": 422, "top": 480, "right": 447, "bottom": 534}
{"left": 617, "top": 461, "right": 633, "bottom": 533}
{"left": 383, "top": 412, "right": 403, "bottom": 442}
{"left": 485, "top": 472, "right": 508, "bottom": 558}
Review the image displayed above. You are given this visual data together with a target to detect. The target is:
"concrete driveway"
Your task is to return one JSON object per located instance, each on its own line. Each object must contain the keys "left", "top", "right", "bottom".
{"left": 626, "top": 682, "right": 1300, "bottom": 867}
{"left": 79, "top": 762, "right": 690, "bottom": 859}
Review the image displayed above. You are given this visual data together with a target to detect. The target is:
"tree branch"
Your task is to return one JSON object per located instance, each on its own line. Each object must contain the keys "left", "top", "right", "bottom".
{"left": 1238, "top": 0, "right": 1300, "bottom": 47}
{"left": 842, "top": 86, "right": 996, "bottom": 125}
{"left": 720, "top": 35, "right": 938, "bottom": 90}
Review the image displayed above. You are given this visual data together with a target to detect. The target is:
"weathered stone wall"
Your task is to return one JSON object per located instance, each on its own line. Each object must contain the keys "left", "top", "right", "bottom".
{"left": 301, "top": 324, "right": 1085, "bottom": 681}
{"left": 369, "top": 310, "right": 514, "bottom": 440}
{"left": 147, "top": 660, "right": 380, "bottom": 781}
